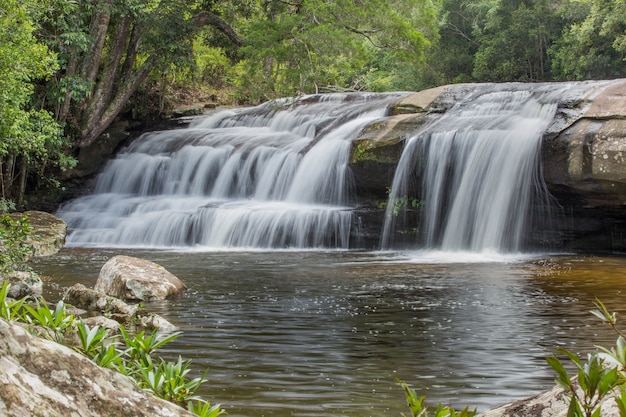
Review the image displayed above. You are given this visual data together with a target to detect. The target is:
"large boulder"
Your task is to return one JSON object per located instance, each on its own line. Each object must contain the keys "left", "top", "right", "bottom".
{"left": 95, "top": 255, "right": 187, "bottom": 302}
{"left": 0, "top": 318, "right": 195, "bottom": 417}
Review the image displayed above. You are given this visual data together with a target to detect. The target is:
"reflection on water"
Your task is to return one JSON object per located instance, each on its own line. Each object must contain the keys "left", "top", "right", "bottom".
{"left": 34, "top": 250, "right": 626, "bottom": 417}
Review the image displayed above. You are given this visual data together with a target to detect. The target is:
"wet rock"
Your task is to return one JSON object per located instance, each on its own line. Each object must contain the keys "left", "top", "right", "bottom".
{"left": 82, "top": 316, "right": 121, "bottom": 333}
{"left": 63, "top": 283, "right": 138, "bottom": 319}
{"left": 543, "top": 79, "right": 626, "bottom": 207}
{"left": 64, "top": 283, "right": 178, "bottom": 332}
{"left": 0, "top": 318, "right": 195, "bottom": 417}
{"left": 135, "top": 312, "right": 179, "bottom": 333}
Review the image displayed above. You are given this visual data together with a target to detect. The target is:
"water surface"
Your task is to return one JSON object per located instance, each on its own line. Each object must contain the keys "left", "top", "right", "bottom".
{"left": 33, "top": 250, "right": 626, "bottom": 416}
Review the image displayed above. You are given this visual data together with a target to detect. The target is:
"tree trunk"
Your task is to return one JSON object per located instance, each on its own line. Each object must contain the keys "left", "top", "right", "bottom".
{"left": 75, "top": 10, "right": 242, "bottom": 149}
{"left": 80, "top": 15, "right": 132, "bottom": 142}
{"left": 80, "top": 10, "right": 111, "bottom": 86}
{"left": 1, "top": 154, "right": 16, "bottom": 201}
{"left": 16, "top": 158, "right": 26, "bottom": 209}
{"left": 78, "top": 56, "right": 156, "bottom": 148}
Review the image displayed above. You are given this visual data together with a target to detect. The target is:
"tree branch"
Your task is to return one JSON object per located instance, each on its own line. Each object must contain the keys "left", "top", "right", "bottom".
{"left": 191, "top": 11, "right": 243, "bottom": 46}
{"left": 344, "top": 26, "right": 384, "bottom": 48}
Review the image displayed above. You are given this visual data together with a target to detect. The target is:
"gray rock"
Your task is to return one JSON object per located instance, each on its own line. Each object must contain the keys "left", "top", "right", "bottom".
{"left": 64, "top": 283, "right": 178, "bottom": 332}
{"left": 64, "top": 283, "right": 138, "bottom": 319}
{"left": 0, "top": 318, "right": 195, "bottom": 417}
{"left": 95, "top": 255, "right": 187, "bottom": 302}
{"left": 1, "top": 270, "right": 43, "bottom": 299}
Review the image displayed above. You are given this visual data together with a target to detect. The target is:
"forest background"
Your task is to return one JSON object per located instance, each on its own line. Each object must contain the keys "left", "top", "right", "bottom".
{"left": 0, "top": 0, "right": 625, "bottom": 208}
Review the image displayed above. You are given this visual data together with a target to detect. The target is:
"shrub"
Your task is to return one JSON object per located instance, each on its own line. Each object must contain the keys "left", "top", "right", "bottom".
{"left": 0, "top": 213, "right": 32, "bottom": 274}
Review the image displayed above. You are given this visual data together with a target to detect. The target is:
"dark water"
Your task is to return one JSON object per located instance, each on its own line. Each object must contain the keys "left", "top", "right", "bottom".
{"left": 33, "top": 249, "right": 626, "bottom": 416}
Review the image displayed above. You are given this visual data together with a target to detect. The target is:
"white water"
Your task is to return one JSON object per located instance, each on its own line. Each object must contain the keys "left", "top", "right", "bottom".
{"left": 381, "top": 83, "right": 600, "bottom": 253}
{"left": 59, "top": 93, "right": 407, "bottom": 249}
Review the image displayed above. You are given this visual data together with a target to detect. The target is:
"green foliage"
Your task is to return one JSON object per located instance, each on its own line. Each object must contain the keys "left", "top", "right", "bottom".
{"left": 0, "top": 214, "right": 33, "bottom": 274}
{"left": 0, "top": 0, "right": 74, "bottom": 205}
{"left": 0, "top": 281, "right": 26, "bottom": 322}
{"left": 399, "top": 380, "right": 476, "bottom": 417}
{"left": 236, "top": 0, "right": 437, "bottom": 101}
{"left": 550, "top": 0, "right": 626, "bottom": 80}
{"left": 23, "top": 299, "right": 75, "bottom": 343}
{"left": 135, "top": 356, "right": 209, "bottom": 406}
{"left": 546, "top": 299, "right": 626, "bottom": 417}
{"left": 380, "top": 188, "right": 423, "bottom": 217}
{"left": 187, "top": 399, "right": 228, "bottom": 417}
{"left": 547, "top": 350, "right": 621, "bottom": 417}
{"left": 120, "top": 326, "right": 182, "bottom": 367}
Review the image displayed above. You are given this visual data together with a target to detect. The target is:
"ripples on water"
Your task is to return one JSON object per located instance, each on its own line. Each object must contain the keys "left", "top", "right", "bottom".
{"left": 34, "top": 250, "right": 626, "bottom": 417}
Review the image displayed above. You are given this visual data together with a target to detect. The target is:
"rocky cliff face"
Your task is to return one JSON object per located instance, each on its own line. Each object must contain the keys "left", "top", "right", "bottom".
{"left": 349, "top": 79, "right": 626, "bottom": 252}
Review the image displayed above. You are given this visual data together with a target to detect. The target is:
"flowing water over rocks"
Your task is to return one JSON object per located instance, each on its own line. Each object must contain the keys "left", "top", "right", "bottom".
{"left": 59, "top": 93, "right": 408, "bottom": 249}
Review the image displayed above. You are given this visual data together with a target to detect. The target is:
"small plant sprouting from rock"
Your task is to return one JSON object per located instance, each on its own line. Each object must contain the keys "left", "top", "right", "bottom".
{"left": 546, "top": 299, "right": 626, "bottom": 417}
{"left": 398, "top": 379, "right": 476, "bottom": 417}
{"left": 0, "top": 280, "right": 226, "bottom": 417}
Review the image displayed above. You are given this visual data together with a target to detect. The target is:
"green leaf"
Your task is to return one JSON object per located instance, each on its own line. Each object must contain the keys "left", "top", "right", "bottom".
{"left": 546, "top": 355, "right": 572, "bottom": 389}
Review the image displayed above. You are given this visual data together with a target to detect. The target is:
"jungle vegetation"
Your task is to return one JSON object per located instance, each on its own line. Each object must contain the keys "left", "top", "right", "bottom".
{"left": 0, "top": 0, "right": 625, "bottom": 206}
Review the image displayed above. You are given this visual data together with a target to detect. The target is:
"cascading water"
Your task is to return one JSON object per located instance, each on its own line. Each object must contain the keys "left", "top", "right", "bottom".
{"left": 59, "top": 93, "right": 408, "bottom": 249}
{"left": 380, "top": 83, "right": 603, "bottom": 253}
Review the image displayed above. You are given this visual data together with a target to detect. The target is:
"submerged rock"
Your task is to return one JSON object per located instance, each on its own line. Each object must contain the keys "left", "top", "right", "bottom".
{"left": 0, "top": 319, "right": 194, "bottom": 417}
{"left": 95, "top": 255, "right": 187, "bottom": 302}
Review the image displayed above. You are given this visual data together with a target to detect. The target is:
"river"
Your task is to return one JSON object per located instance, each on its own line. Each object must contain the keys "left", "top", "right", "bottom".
{"left": 33, "top": 249, "right": 626, "bottom": 417}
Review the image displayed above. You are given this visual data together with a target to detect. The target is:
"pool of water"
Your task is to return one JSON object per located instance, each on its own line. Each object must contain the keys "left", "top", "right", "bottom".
{"left": 33, "top": 249, "right": 626, "bottom": 416}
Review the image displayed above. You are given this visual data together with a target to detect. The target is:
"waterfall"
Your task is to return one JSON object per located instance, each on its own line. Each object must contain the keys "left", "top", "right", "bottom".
{"left": 381, "top": 84, "right": 585, "bottom": 253}
{"left": 59, "top": 93, "right": 407, "bottom": 249}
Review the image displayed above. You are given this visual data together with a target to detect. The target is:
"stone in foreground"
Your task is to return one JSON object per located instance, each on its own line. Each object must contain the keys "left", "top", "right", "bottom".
{"left": 0, "top": 319, "right": 194, "bottom": 417}
{"left": 95, "top": 255, "right": 187, "bottom": 301}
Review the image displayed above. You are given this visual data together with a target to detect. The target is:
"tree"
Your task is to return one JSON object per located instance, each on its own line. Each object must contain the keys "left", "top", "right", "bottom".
{"left": 470, "top": 0, "right": 568, "bottom": 82}
{"left": 0, "top": 0, "right": 69, "bottom": 207}
{"left": 550, "top": 0, "right": 626, "bottom": 80}
{"left": 35, "top": 0, "right": 243, "bottom": 149}
{"left": 235, "top": 0, "right": 439, "bottom": 101}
